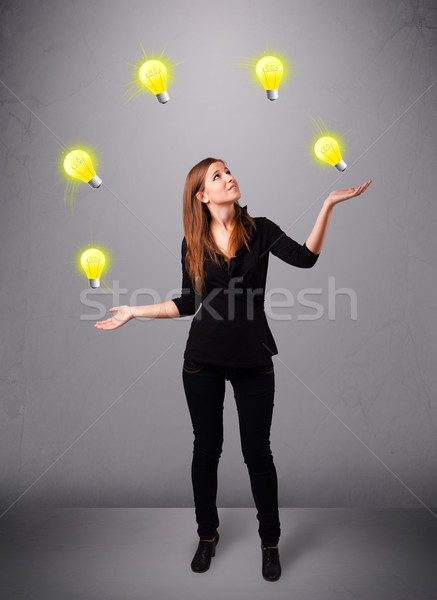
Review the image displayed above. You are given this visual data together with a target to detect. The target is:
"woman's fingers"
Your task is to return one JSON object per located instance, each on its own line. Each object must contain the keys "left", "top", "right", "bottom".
{"left": 354, "top": 180, "right": 371, "bottom": 196}
{"left": 328, "top": 179, "right": 372, "bottom": 206}
{"left": 95, "top": 319, "right": 111, "bottom": 326}
{"left": 96, "top": 321, "right": 117, "bottom": 330}
{"left": 94, "top": 318, "right": 117, "bottom": 329}
{"left": 358, "top": 180, "right": 372, "bottom": 195}
{"left": 95, "top": 306, "right": 127, "bottom": 330}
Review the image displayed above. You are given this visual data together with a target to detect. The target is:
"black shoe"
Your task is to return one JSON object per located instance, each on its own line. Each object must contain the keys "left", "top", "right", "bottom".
{"left": 191, "top": 531, "right": 219, "bottom": 573}
{"left": 261, "top": 542, "right": 281, "bottom": 581}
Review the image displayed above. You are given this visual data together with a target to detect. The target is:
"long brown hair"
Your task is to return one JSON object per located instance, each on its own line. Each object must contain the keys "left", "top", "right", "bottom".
{"left": 182, "top": 157, "right": 257, "bottom": 298}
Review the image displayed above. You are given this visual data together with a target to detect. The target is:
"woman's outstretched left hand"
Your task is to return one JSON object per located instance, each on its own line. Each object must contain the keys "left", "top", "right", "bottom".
{"left": 326, "top": 179, "right": 372, "bottom": 207}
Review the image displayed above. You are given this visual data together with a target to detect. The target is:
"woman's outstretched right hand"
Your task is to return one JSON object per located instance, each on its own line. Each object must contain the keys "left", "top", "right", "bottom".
{"left": 94, "top": 305, "right": 134, "bottom": 330}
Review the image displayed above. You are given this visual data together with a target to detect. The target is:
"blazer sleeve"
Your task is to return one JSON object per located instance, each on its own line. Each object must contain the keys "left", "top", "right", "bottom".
{"left": 171, "top": 237, "right": 200, "bottom": 316}
{"left": 264, "top": 217, "right": 320, "bottom": 268}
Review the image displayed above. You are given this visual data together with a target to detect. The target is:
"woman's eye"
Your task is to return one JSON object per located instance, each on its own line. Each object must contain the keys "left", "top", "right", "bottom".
{"left": 214, "top": 171, "right": 231, "bottom": 180}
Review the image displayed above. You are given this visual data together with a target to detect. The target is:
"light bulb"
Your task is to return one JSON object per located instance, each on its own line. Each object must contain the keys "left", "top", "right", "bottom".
{"left": 139, "top": 59, "right": 170, "bottom": 104}
{"left": 314, "top": 136, "right": 347, "bottom": 171}
{"left": 255, "top": 56, "right": 283, "bottom": 101}
{"left": 64, "top": 150, "right": 102, "bottom": 188}
{"left": 80, "top": 248, "right": 105, "bottom": 289}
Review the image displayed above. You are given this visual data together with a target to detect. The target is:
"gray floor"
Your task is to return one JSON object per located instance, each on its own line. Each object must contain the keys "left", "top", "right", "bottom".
{"left": 1, "top": 507, "right": 437, "bottom": 599}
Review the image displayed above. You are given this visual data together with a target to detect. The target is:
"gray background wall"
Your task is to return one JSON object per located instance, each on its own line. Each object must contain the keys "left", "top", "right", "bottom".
{"left": 1, "top": 0, "right": 436, "bottom": 512}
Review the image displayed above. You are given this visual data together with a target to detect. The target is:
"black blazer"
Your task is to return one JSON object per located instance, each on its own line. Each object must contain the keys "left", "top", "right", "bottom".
{"left": 172, "top": 207, "right": 320, "bottom": 368}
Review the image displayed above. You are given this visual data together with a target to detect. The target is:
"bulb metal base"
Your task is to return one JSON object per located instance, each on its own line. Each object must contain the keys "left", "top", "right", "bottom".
{"left": 156, "top": 91, "right": 170, "bottom": 104}
{"left": 266, "top": 89, "right": 279, "bottom": 101}
{"left": 88, "top": 175, "right": 102, "bottom": 188}
{"left": 334, "top": 160, "right": 347, "bottom": 171}
{"left": 89, "top": 278, "right": 100, "bottom": 289}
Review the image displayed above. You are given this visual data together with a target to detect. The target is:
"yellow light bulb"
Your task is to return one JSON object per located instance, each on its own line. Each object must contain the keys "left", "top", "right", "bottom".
{"left": 314, "top": 136, "right": 347, "bottom": 171}
{"left": 64, "top": 150, "right": 102, "bottom": 188}
{"left": 80, "top": 248, "right": 105, "bottom": 288}
{"left": 255, "top": 56, "right": 284, "bottom": 100}
{"left": 139, "top": 59, "right": 170, "bottom": 104}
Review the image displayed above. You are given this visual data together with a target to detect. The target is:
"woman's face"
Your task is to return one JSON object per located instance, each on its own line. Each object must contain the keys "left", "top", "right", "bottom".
{"left": 197, "top": 161, "right": 241, "bottom": 207}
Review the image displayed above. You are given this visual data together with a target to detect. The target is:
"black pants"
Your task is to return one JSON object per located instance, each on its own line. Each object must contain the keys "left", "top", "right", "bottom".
{"left": 182, "top": 359, "right": 281, "bottom": 547}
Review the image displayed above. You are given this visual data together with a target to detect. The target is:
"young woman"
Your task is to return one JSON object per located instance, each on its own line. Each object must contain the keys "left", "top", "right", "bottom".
{"left": 94, "top": 157, "right": 371, "bottom": 582}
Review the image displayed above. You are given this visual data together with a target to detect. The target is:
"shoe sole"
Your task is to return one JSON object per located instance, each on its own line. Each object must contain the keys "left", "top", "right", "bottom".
{"left": 263, "top": 573, "right": 281, "bottom": 582}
